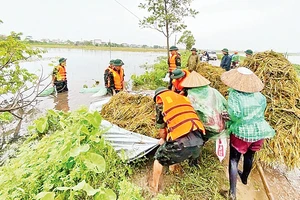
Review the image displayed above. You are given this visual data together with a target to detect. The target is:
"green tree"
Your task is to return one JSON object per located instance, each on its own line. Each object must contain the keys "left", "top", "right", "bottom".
{"left": 177, "top": 30, "right": 196, "bottom": 50}
{"left": 0, "top": 27, "right": 46, "bottom": 145}
{"left": 139, "top": 0, "right": 198, "bottom": 58}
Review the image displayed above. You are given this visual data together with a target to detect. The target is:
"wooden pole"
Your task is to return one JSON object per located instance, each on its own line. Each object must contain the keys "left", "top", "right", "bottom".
{"left": 256, "top": 162, "right": 275, "bottom": 200}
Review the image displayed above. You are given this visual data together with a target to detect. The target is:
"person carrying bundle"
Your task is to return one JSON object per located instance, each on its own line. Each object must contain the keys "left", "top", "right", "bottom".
{"left": 220, "top": 67, "right": 275, "bottom": 200}
{"left": 150, "top": 87, "right": 205, "bottom": 193}
{"left": 181, "top": 71, "right": 227, "bottom": 141}
{"left": 104, "top": 59, "right": 114, "bottom": 95}
{"left": 106, "top": 59, "right": 125, "bottom": 95}
{"left": 170, "top": 69, "right": 190, "bottom": 96}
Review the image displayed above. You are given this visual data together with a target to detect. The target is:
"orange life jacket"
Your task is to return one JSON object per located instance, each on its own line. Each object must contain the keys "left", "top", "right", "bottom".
{"left": 111, "top": 68, "right": 124, "bottom": 90}
{"left": 56, "top": 65, "right": 67, "bottom": 81}
{"left": 169, "top": 54, "right": 178, "bottom": 72}
{"left": 172, "top": 69, "right": 190, "bottom": 92}
{"left": 156, "top": 91, "right": 205, "bottom": 141}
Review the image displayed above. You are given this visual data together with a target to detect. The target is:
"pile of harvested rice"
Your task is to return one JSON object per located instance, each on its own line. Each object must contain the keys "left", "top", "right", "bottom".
{"left": 101, "top": 92, "right": 157, "bottom": 138}
{"left": 196, "top": 62, "right": 228, "bottom": 96}
{"left": 242, "top": 51, "right": 300, "bottom": 168}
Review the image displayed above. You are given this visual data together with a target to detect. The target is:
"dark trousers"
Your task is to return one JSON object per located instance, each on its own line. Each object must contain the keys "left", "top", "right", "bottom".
{"left": 54, "top": 81, "right": 68, "bottom": 93}
{"left": 168, "top": 72, "right": 173, "bottom": 90}
{"left": 229, "top": 144, "right": 255, "bottom": 199}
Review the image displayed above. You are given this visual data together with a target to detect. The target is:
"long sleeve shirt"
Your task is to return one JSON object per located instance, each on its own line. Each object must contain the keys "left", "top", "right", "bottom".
{"left": 220, "top": 54, "right": 231, "bottom": 71}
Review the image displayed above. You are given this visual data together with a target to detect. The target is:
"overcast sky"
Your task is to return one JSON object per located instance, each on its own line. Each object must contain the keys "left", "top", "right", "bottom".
{"left": 1, "top": 0, "right": 299, "bottom": 52}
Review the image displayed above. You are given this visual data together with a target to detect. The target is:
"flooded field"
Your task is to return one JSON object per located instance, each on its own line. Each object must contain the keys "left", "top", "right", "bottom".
{"left": 21, "top": 48, "right": 165, "bottom": 111}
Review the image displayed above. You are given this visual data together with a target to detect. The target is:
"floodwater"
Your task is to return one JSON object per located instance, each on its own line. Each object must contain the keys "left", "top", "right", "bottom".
{"left": 21, "top": 50, "right": 300, "bottom": 113}
{"left": 21, "top": 48, "right": 165, "bottom": 112}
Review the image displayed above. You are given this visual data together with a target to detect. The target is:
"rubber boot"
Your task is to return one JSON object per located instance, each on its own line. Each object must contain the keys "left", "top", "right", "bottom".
{"left": 239, "top": 149, "right": 255, "bottom": 185}
{"left": 229, "top": 145, "right": 241, "bottom": 200}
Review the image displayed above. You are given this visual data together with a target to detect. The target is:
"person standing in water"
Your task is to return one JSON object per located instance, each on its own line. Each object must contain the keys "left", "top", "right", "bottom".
{"left": 52, "top": 58, "right": 68, "bottom": 93}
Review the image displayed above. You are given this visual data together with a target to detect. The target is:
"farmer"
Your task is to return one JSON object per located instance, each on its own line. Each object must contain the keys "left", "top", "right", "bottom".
{"left": 150, "top": 87, "right": 205, "bottom": 193}
{"left": 181, "top": 71, "right": 227, "bottom": 140}
{"left": 52, "top": 58, "right": 68, "bottom": 93}
{"left": 220, "top": 67, "right": 275, "bottom": 200}
{"left": 186, "top": 47, "right": 199, "bottom": 72}
{"left": 104, "top": 59, "right": 114, "bottom": 95}
{"left": 107, "top": 59, "right": 125, "bottom": 95}
{"left": 168, "top": 46, "right": 181, "bottom": 89}
{"left": 231, "top": 51, "right": 240, "bottom": 68}
{"left": 220, "top": 48, "right": 231, "bottom": 71}
{"left": 171, "top": 69, "right": 190, "bottom": 96}
{"left": 244, "top": 49, "right": 253, "bottom": 58}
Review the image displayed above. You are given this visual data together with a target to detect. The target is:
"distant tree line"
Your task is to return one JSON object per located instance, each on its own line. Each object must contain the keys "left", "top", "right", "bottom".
{"left": 0, "top": 34, "right": 167, "bottom": 49}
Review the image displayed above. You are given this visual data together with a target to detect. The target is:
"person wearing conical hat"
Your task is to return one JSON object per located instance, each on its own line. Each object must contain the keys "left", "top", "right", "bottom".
{"left": 181, "top": 71, "right": 228, "bottom": 140}
{"left": 170, "top": 69, "right": 190, "bottom": 96}
{"left": 220, "top": 67, "right": 275, "bottom": 200}
{"left": 106, "top": 59, "right": 125, "bottom": 95}
{"left": 220, "top": 48, "right": 231, "bottom": 71}
{"left": 168, "top": 46, "right": 181, "bottom": 89}
{"left": 104, "top": 59, "right": 115, "bottom": 95}
{"left": 150, "top": 87, "right": 205, "bottom": 193}
{"left": 186, "top": 47, "right": 199, "bottom": 72}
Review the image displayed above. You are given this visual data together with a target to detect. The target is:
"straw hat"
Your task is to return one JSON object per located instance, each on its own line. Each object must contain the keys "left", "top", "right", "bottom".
{"left": 221, "top": 67, "right": 264, "bottom": 93}
{"left": 181, "top": 71, "right": 211, "bottom": 88}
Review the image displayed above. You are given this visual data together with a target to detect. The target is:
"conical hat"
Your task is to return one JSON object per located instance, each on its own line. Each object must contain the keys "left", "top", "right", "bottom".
{"left": 221, "top": 67, "right": 264, "bottom": 93}
{"left": 181, "top": 71, "right": 211, "bottom": 88}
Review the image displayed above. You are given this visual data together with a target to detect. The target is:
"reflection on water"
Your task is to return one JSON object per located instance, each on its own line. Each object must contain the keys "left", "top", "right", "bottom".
{"left": 54, "top": 92, "right": 70, "bottom": 112}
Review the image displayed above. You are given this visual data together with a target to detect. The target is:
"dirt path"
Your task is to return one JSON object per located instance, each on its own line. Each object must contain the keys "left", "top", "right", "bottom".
{"left": 131, "top": 152, "right": 300, "bottom": 200}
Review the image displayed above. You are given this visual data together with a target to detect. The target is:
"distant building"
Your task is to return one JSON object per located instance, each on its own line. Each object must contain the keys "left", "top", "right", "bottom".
{"left": 93, "top": 39, "right": 102, "bottom": 45}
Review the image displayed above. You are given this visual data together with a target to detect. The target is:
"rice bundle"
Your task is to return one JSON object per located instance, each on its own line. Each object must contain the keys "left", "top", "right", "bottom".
{"left": 101, "top": 92, "right": 157, "bottom": 138}
{"left": 196, "top": 62, "right": 228, "bottom": 96}
{"left": 242, "top": 51, "right": 300, "bottom": 168}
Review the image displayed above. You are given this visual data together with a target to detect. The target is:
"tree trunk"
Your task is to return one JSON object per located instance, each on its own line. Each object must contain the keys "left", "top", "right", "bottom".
{"left": 164, "top": 0, "right": 170, "bottom": 60}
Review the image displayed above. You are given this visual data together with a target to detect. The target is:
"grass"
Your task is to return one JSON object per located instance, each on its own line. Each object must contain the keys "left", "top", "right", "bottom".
{"left": 31, "top": 44, "right": 167, "bottom": 52}
{"left": 0, "top": 107, "right": 227, "bottom": 199}
{"left": 294, "top": 64, "right": 300, "bottom": 75}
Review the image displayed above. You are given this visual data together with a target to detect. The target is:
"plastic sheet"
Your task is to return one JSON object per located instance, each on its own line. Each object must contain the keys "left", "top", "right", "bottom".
{"left": 91, "top": 87, "right": 108, "bottom": 97}
{"left": 38, "top": 87, "right": 55, "bottom": 97}
{"left": 79, "top": 86, "right": 106, "bottom": 94}
{"left": 101, "top": 120, "right": 159, "bottom": 162}
{"left": 187, "top": 86, "right": 227, "bottom": 135}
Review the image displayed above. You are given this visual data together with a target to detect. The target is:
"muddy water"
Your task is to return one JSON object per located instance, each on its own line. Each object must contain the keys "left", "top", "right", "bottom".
{"left": 21, "top": 48, "right": 165, "bottom": 111}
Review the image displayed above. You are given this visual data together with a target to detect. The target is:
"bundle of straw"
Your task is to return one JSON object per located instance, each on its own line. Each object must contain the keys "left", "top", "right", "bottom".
{"left": 196, "top": 62, "right": 228, "bottom": 96}
{"left": 101, "top": 92, "right": 157, "bottom": 138}
{"left": 242, "top": 51, "right": 300, "bottom": 168}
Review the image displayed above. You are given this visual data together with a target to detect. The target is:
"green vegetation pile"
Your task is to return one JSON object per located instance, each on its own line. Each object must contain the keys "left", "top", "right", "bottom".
{"left": 131, "top": 56, "right": 168, "bottom": 90}
{"left": 242, "top": 51, "right": 300, "bottom": 168}
{"left": 101, "top": 92, "right": 157, "bottom": 138}
{"left": 0, "top": 108, "right": 181, "bottom": 199}
{"left": 0, "top": 108, "right": 129, "bottom": 199}
{"left": 196, "top": 62, "right": 228, "bottom": 96}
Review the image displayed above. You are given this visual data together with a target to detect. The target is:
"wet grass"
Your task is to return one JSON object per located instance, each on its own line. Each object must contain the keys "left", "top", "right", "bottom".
{"left": 31, "top": 44, "right": 166, "bottom": 52}
{"left": 130, "top": 141, "right": 227, "bottom": 200}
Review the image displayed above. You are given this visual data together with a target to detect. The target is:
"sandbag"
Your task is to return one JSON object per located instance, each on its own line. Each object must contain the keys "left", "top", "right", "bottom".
{"left": 79, "top": 86, "right": 105, "bottom": 94}
{"left": 38, "top": 87, "right": 55, "bottom": 97}
{"left": 92, "top": 87, "right": 108, "bottom": 97}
